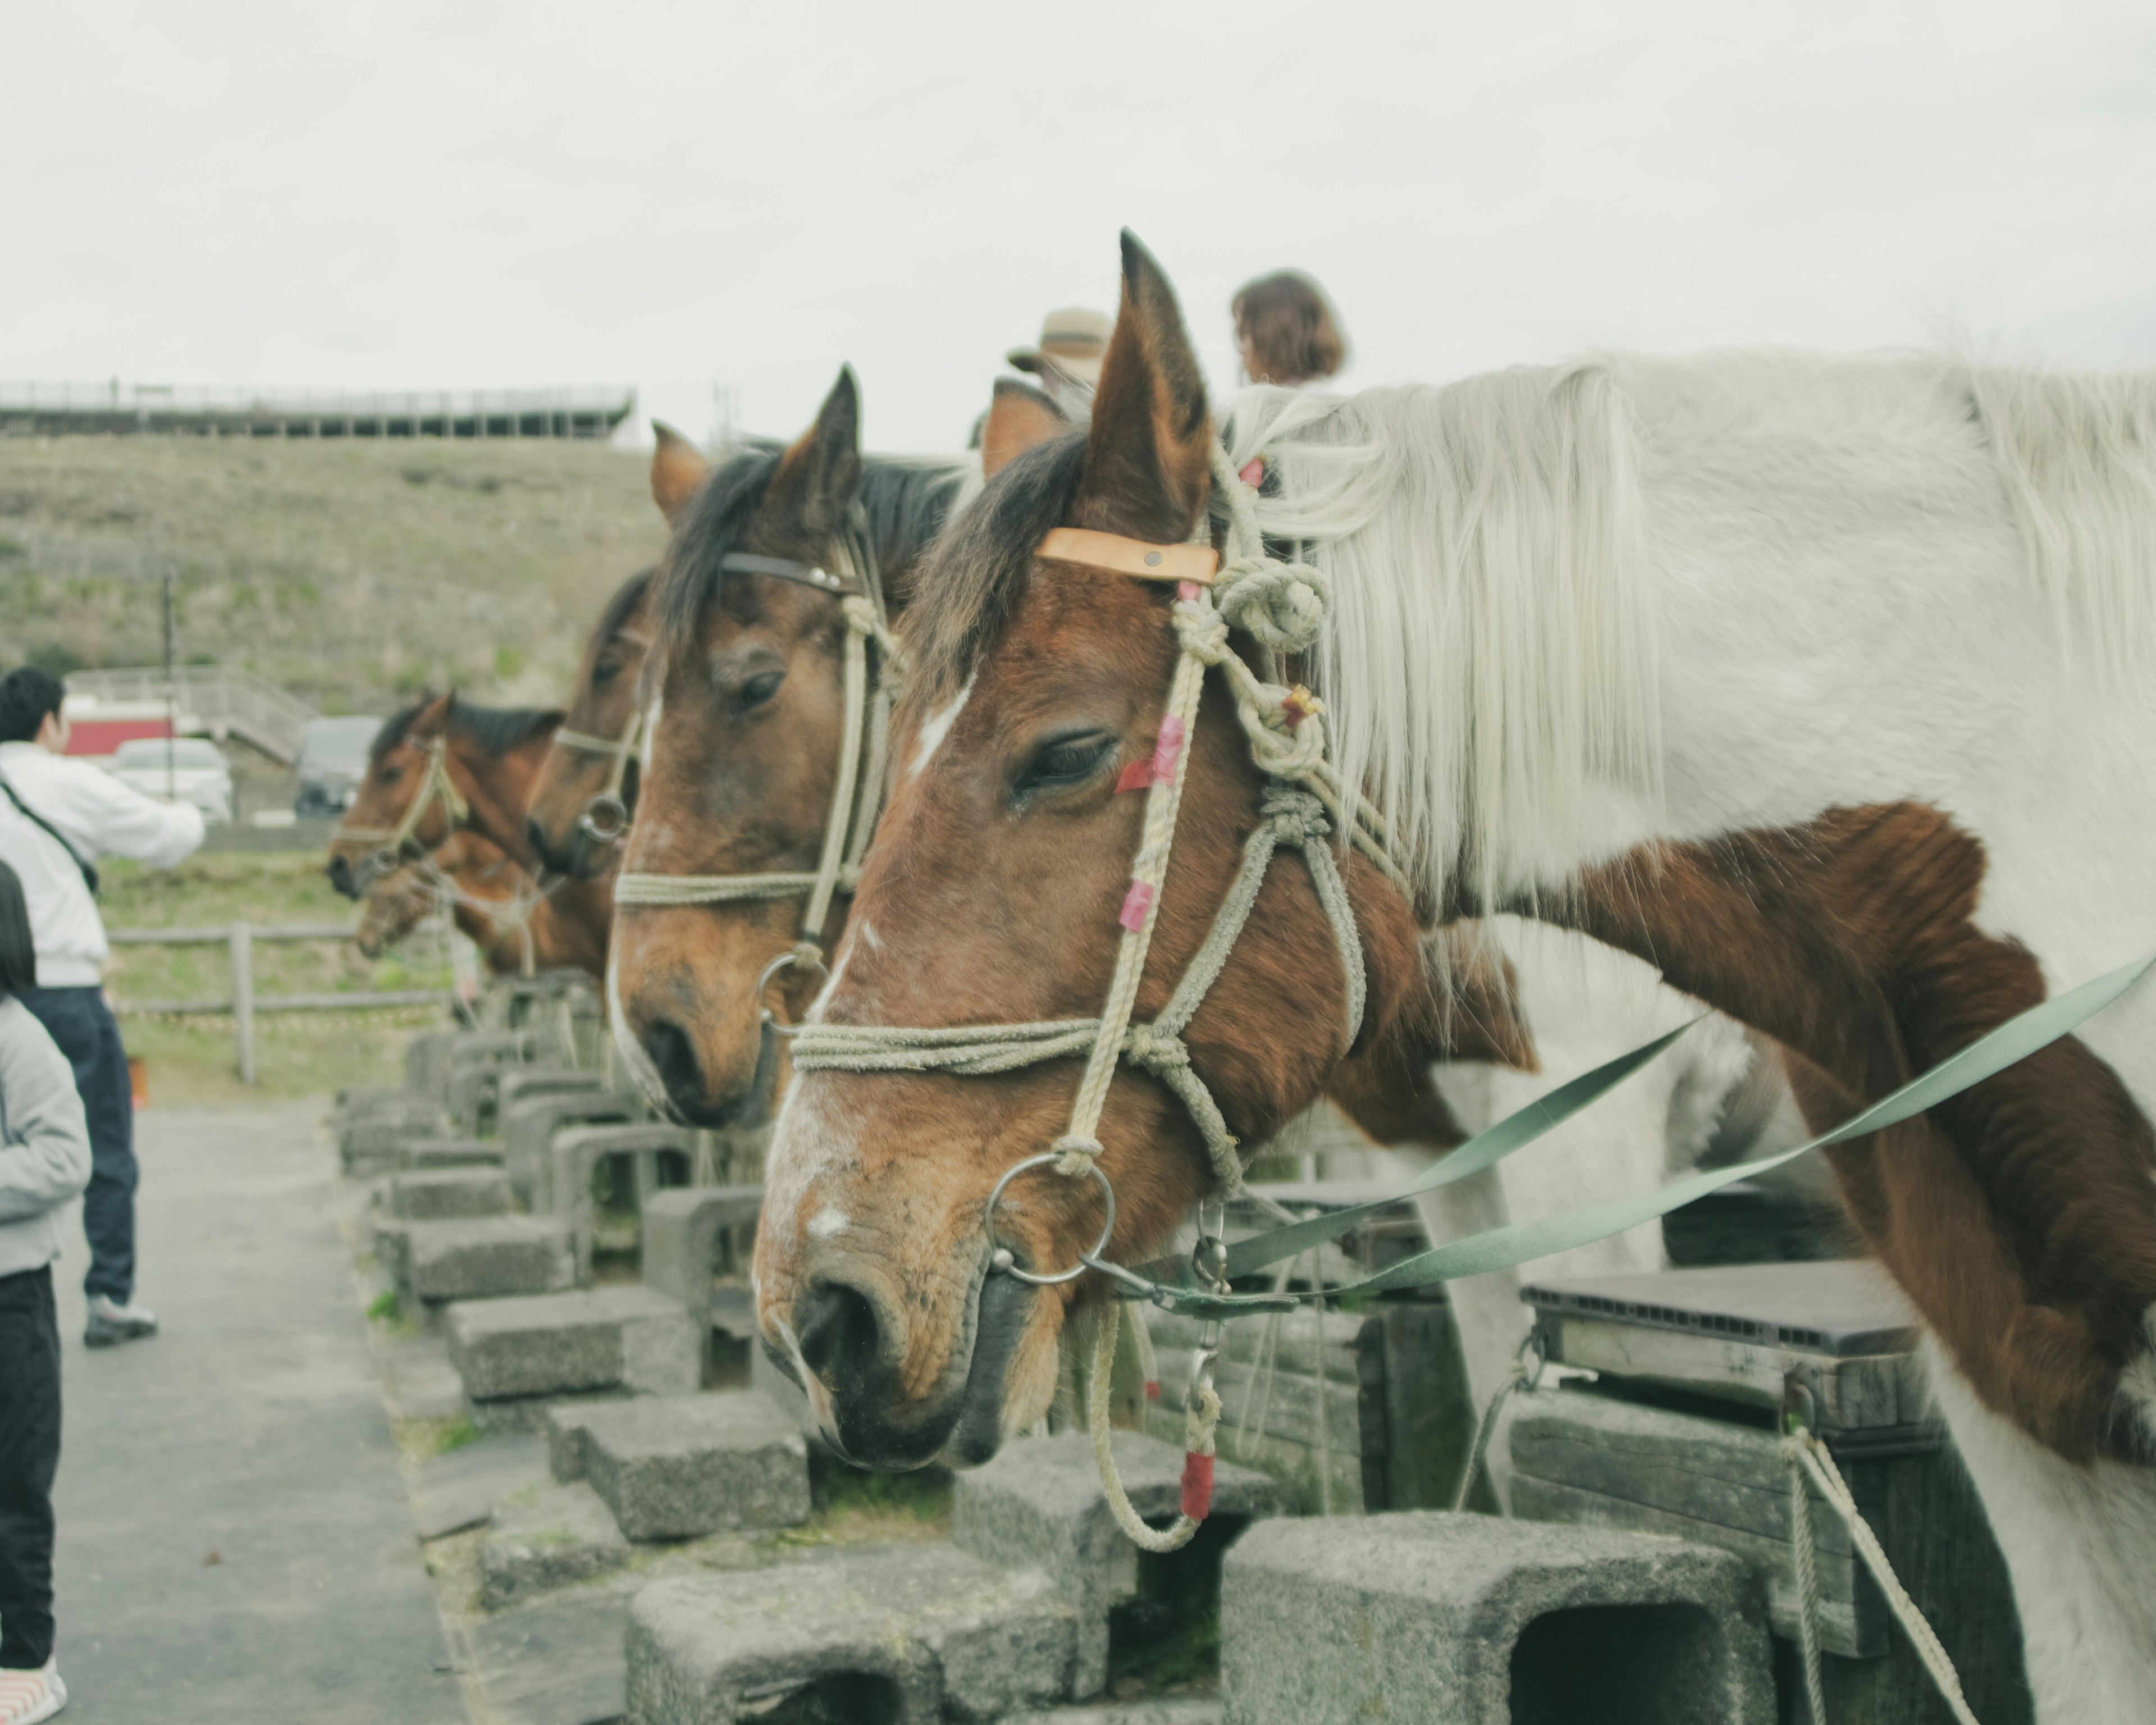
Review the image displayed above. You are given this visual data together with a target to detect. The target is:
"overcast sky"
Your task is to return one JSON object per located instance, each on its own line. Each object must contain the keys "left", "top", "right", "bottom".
{"left": 6, "top": 1, "right": 2155, "bottom": 453}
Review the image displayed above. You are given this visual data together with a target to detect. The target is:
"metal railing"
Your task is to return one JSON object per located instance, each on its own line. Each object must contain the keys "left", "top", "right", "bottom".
{"left": 66, "top": 664, "right": 320, "bottom": 763}
{"left": 1, "top": 380, "right": 636, "bottom": 441}
{"left": 107, "top": 921, "right": 451, "bottom": 1083}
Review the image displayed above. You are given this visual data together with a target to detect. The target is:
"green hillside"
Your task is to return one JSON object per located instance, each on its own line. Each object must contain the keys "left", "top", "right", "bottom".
{"left": 0, "top": 436, "right": 669, "bottom": 715}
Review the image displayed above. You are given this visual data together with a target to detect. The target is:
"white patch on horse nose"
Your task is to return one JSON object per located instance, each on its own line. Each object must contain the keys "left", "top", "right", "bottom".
{"left": 907, "top": 675, "right": 974, "bottom": 779}
{"left": 808, "top": 1205, "right": 850, "bottom": 1240}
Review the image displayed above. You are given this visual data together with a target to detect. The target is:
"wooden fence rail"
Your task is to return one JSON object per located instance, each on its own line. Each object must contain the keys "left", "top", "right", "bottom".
{"left": 107, "top": 920, "right": 452, "bottom": 1083}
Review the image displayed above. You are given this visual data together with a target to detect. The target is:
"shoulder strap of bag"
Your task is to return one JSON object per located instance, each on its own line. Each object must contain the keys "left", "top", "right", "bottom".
{"left": 0, "top": 773, "right": 99, "bottom": 897}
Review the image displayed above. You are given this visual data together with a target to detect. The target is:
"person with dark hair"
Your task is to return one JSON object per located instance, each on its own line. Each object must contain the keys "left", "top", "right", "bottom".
{"left": 1231, "top": 270, "right": 1350, "bottom": 389}
{"left": 0, "top": 665, "right": 201, "bottom": 1348}
{"left": 0, "top": 857, "right": 92, "bottom": 1722}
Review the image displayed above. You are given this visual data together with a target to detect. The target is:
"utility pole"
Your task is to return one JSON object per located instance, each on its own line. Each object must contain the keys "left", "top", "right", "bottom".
{"left": 161, "top": 568, "right": 176, "bottom": 802}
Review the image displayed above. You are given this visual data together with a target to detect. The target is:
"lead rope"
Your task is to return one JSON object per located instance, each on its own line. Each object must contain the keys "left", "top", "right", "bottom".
{"left": 1088, "top": 1299, "right": 1223, "bottom": 1553}
{"left": 1452, "top": 1333, "right": 1545, "bottom": 1512}
{"left": 1782, "top": 1425, "right": 1979, "bottom": 1725}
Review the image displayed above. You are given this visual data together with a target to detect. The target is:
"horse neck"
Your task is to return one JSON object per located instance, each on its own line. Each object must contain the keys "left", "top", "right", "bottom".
{"left": 535, "top": 874, "right": 610, "bottom": 976}
{"left": 447, "top": 731, "right": 554, "bottom": 866}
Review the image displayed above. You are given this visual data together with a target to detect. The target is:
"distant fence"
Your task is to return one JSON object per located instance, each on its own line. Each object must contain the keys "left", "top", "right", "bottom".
{"left": 108, "top": 921, "right": 450, "bottom": 1083}
{"left": 2, "top": 381, "right": 635, "bottom": 441}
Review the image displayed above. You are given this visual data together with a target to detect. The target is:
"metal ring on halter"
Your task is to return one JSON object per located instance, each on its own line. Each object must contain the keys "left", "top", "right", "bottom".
{"left": 982, "top": 1152, "right": 1116, "bottom": 1286}
{"left": 755, "top": 948, "right": 829, "bottom": 1041}
{"left": 578, "top": 793, "right": 629, "bottom": 843}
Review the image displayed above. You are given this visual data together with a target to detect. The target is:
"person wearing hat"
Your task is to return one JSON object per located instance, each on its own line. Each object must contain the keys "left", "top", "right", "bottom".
{"left": 1006, "top": 307, "right": 1113, "bottom": 421}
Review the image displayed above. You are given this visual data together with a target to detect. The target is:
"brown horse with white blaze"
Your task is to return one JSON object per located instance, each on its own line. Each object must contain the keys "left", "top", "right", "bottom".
{"left": 760, "top": 235, "right": 2156, "bottom": 1717}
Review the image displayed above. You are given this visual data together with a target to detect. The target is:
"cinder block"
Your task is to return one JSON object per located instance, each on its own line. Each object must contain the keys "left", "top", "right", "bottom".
{"left": 1219, "top": 1512, "right": 1774, "bottom": 1725}
{"left": 641, "top": 1186, "right": 762, "bottom": 1340}
{"left": 953, "top": 1430, "right": 1285, "bottom": 1700}
{"left": 1003, "top": 1704, "right": 1221, "bottom": 1725}
{"left": 573, "top": 1393, "right": 810, "bottom": 1540}
{"left": 337, "top": 1092, "right": 449, "bottom": 1168}
{"left": 550, "top": 1123, "right": 696, "bottom": 1281}
{"left": 404, "top": 1030, "right": 461, "bottom": 1094}
{"left": 502, "top": 1092, "right": 637, "bottom": 1210}
{"left": 396, "top": 1135, "right": 504, "bottom": 1171}
{"left": 448, "top": 1284, "right": 700, "bottom": 1402}
{"left": 480, "top": 1478, "right": 629, "bottom": 1609}
{"left": 625, "top": 1545, "right": 1075, "bottom": 1725}
{"left": 383, "top": 1216, "right": 575, "bottom": 1306}
{"left": 387, "top": 1167, "right": 513, "bottom": 1221}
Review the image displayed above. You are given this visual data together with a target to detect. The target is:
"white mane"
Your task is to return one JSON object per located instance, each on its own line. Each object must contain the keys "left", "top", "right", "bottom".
{"left": 1219, "top": 353, "right": 2156, "bottom": 921}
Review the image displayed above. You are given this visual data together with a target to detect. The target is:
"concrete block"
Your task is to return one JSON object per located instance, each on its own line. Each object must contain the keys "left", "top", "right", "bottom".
{"left": 396, "top": 1135, "right": 505, "bottom": 1171}
{"left": 337, "top": 1093, "right": 449, "bottom": 1168}
{"left": 404, "top": 1029, "right": 461, "bottom": 1095}
{"left": 1219, "top": 1512, "right": 1774, "bottom": 1725}
{"left": 545, "top": 1399, "right": 614, "bottom": 1483}
{"left": 469, "top": 1578, "right": 637, "bottom": 1725}
{"left": 481, "top": 1478, "right": 631, "bottom": 1610}
{"left": 467, "top": 1386, "right": 632, "bottom": 1437}
{"left": 1003, "top": 1704, "right": 1221, "bottom": 1725}
{"left": 409, "top": 1432, "right": 548, "bottom": 1540}
{"left": 641, "top": 1186, "right": 762, "bottom": 1339}
{"left": 503, "top": 1092, "right": 637, "bottom": 1210}
{"left": 449, "top": 1285, "right": 700, "bottom": 1402}
{"left": 387, "top": 1167, "right": 513, "bottom": 1220}
{"left": 953, "top": 1430, "right": 1283, "bottom": 1700}
{"left": 389, "top": 1216, "right": 575, "bottom": 1306}
{"left": 574, "top": 1393, "right": 810, "bottom": 1540}
{"left": 550, "top": 1122, "right": 696, "bottom": 1280}
{"left": 625, "top": 1544, "right": 1075, "bottom": 1725}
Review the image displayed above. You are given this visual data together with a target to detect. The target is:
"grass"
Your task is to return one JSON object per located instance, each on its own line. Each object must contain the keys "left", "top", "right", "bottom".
{"left": 0, "top": 436, "right": 668, "bottom": 714}
{"left": 99, "top": 850, "right": 454, "bottom": 1102}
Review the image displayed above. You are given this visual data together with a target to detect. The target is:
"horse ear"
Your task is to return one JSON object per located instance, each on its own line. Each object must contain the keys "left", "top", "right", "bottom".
{"left": 412, "top": 692, "right": 453, "bottom": 739}
{"left": 1072, "top": 231, "right": 1212, "bottom": 541}
{"left": 650, "top": 421, "right": 710, "bottom": 524}
{"left": 981, "top": 378, "right": 1068, "bottom": 481}
{"left": 771, "top": 367, "right": 863, "bottom": 535}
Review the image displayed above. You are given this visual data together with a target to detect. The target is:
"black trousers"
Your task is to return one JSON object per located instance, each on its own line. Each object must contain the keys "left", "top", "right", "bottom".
{"left": 0, "top": 1266, "right": 60, "bottom": 1669}
{"left": 14, "top": 987, "right": 135, "bottom": 1304}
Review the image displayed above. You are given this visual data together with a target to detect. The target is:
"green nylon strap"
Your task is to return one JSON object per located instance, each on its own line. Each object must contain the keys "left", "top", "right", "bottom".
{"left": 1223, "top": 1018, "right": 1702, "bottom": 1279}
{"left": 1150, "top": 953, "right": 2156, "bottom": 1321}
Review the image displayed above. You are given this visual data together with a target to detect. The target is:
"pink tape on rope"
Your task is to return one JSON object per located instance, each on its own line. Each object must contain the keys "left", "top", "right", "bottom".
{"left": 1119, "top": 882, "right": 1154, "bottom": 933}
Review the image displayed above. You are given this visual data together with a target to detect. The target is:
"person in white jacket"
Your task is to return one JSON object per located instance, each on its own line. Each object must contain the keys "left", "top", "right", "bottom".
{"left": 0, "top": 667, "right": 201, "bottom": 1348}
{"left": 0, "top": 857, "right": 92, "bottom": 1724}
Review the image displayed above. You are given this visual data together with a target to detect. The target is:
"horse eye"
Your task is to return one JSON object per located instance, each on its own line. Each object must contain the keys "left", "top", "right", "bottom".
{"left": 1017, "top": 732, "right": 1115, "bottom": 797}
{"left": 592, "top": 660, "right": 620, "bottom": 686}
{"left": 380, "top": 765, "right": 403, "bottom": 784}
{"left": 734, "top": 670, "right": 784, "bottom": 713}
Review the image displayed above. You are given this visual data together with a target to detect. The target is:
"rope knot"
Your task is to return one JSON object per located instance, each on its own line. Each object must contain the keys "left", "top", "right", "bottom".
{"left": 1050, "top": 1133, "right": 1103, "bottom": 1177}
{"left": 789, "top": 938, "right": 826, "bottom": 971}
{"left": 1260, "top": 784, "right": 1330, "bottom": 848}
{"left": 1213, "top": 554, "right": 1329, "bottom": 654}
{"left": 1170, "top": 599, "right": 1231, "bottom": 664}
{"left": 1123, "top": 1023, "right": 1190, "bottom": 1071}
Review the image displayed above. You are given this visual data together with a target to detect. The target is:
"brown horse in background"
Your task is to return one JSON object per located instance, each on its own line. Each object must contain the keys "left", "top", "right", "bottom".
{"left": 356, "top": 830, "right": 583, "bottom": 975}
{"left": 327, "top": 694, "right": 609, "bottom": 974}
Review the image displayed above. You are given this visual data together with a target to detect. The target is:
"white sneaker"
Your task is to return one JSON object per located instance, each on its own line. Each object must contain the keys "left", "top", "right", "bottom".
{"left": 0, "top": 1656, "right": 66, "bottom": 1723}
{"left": 85, "top": 1294, "right": 158, "bottom": 1347}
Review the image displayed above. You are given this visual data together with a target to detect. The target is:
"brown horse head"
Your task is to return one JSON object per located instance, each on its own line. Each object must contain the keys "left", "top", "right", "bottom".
{"left": 524, "top": 564, "right": 661, "bottom": 879}
{"left": 609, "top": 370, "right": 977, "bottom": 1126}
{"left": 326, "top": 692, "right": 562, "bottom": 898}
{"left": 752, "top": 236, "right": 1426, "bottom": 1468}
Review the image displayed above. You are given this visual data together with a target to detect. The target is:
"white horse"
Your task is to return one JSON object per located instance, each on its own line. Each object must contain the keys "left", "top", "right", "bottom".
{"left": 1221, "top": 350, "right": 2156, "bottom": 1721}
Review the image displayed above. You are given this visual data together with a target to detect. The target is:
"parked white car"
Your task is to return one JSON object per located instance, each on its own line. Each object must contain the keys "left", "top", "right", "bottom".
{"left": 106, "top": 736, "right": 234, "bottom": 824}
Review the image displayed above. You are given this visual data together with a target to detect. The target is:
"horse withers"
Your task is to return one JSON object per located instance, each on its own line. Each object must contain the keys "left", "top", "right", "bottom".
{"left": 757, "top": 235, "right": 2156, "bottom": 1719}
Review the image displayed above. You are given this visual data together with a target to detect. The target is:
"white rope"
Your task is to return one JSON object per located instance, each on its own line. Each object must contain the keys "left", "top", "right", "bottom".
{"left": 1782, "top": 1429, "right": 1979, "bottom": 1725}
{"left": 1788, "top": 1446, "right": 1830, "bottom": 1725}
{"left": 1088, "top": 1299, "right": 1219, "bottom": 1553}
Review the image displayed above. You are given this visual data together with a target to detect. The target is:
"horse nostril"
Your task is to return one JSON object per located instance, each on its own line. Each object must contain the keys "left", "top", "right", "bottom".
{"left": 642, "top": 1019, "right": 704, "bottom": 1110}
{"left": 326, "top": 855, "right": 354, "bottom": 898}
{"left": 793, "top": 1279, "right": 884, "bottom": 1390}
{"left": 526, "top": 817, "right": 549, "bottom": 861}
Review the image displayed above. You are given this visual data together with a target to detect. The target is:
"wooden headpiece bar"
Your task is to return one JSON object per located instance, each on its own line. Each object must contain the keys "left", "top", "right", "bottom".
{"left": 1036, "top": 528, "right": 1218, "bottom": 586}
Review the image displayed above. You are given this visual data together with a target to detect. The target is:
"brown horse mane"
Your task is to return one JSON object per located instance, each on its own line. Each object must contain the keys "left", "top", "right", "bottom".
{"left": 898, "top": 432, "right": 1088, "bottom": 711}
{"left": 368, "top": 693, "right": 564, "bottom": 764}
{"left": 595, "top": 567, "right": 656, "bottom": 645}
{"left": 655, "top": 440, "right": 975, "bottom": 664}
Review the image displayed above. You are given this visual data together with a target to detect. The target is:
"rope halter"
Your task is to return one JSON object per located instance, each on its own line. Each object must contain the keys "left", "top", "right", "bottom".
{"left": 334, "top": 733, "right": 472, "bottom": 892}
{"left": 553, "top": 706, "right": 644, "bottom": 844}
{"left": 788, "top": 441, "right": 1413, "bottom": 1549}
{"left": 612, "top": 517, "right": 902, "bottom": 1065}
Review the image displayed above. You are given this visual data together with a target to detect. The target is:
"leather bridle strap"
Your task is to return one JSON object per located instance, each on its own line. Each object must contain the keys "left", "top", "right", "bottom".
{"left": 334, "top": 734, "right": 471, "bottom": 879}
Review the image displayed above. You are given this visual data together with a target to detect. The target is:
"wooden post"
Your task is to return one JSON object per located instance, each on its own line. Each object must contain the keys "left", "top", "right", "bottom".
{"left": 230, "top": 921, "right": 255, "bottom": 1084}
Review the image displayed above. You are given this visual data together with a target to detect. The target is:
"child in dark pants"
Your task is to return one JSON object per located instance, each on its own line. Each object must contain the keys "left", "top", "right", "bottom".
{"left": 0, "top": 860, "right": 90, "bottom": 1723}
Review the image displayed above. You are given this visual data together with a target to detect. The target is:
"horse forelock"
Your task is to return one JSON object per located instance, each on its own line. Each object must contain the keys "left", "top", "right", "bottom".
{"left": 897, "top": 431, "right": 1088, "bottom": 720}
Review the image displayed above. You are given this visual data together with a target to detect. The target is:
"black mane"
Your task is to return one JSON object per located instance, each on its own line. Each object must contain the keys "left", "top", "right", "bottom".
{"left": 898, "top": 432, "right": 1088, "bottom": 709}
{"left": 593, "top": 567, "right": 656, "bottom": 647}
{"left": 654, "top": 440, "right": 972, "bottom": 657}
{"left": 369, "top": 694, "right": 563, "bottom": 764}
